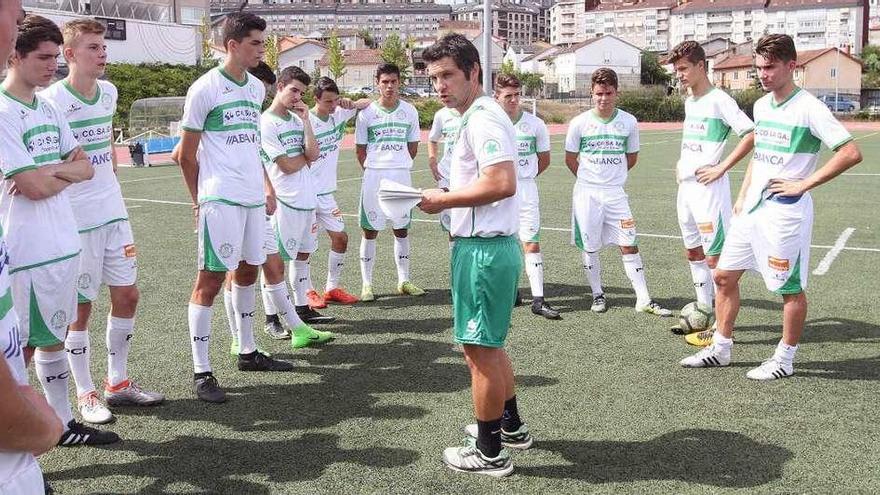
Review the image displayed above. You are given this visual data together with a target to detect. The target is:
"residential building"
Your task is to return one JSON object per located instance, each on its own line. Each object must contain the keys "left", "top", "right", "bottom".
{"left": 470, "top": 32, "right": 508, "bottom": 78}
{"left": 582, "top": 0, "right": 676, "bottom": 52}
{"left": 549, "top": 0, "right": 587, "bottom": 45}
{"left": 319, "top": 49, "right": 385, "bottom": 90}
{"left": 503, "top": 41, "right": 552, "bottom": 72}
{"left": 537, "top": 35, "right": 641, "bottom": 96}
{"left": 452, "top": 1, "right": 545, "bottom": 47}
{"left": 438, "top": 19, "right": 482, "bottom": 39}
{"left": 30, "top": 0, "right": 209, "bottom": 25}
{"left": 278, "top": 38, "right": 327, "bottom": 74}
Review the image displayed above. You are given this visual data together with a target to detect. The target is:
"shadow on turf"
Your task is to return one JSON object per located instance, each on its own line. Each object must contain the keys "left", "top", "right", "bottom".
{"left": 518, "top": 428, "right": 792, "bottom": 487}
{"left": 733, "top": 317, "right": 880, "bottom": 345}
{"left": 47, "top": 433, "right": 419, "bottom": 494}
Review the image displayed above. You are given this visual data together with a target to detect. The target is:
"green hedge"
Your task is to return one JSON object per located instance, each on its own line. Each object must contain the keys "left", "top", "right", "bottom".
{"left": 616, "top": 87, "right": 684, "bottom": 122}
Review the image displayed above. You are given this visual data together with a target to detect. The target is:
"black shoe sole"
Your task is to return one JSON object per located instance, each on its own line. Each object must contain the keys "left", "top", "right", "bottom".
{"left": 237, "top": 360, "right": 295, "bottom": 372}
{"left": 533, "top": 310, "right": 562, "bottom": 320}
{"left": 299, "top": 316, "right": 336, "bottom": 324}
{"left": 265, "top": 331, "right": 291, "bottom": 340}
{"left": 196, "top": 392, "right": 227, "bottom": 403}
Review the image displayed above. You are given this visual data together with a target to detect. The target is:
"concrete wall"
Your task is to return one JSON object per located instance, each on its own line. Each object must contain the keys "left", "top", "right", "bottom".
{"left": 279, "top": 43, "right": 327, "bottom": 74}
{"left": 801, "top": 50, "right": 861, "bottom": 96}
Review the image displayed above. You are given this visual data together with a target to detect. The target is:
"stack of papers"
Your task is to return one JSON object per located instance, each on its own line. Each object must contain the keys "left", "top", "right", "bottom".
{"left": 377, "top": 179, "right": 423, "bottom": 221}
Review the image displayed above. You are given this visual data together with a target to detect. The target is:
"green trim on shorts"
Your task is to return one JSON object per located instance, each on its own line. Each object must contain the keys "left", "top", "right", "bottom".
{"left": 77, "top": 292, "right": 91, "bottom": 304}
{"left": 78, "top": 217, "right": 128, "bottom": 234}
{"left": 277, "top": 197, "right": 315, "bottom": 212}
{"left": 706, "top": 211, "right": 726, "bottom": 256}
{"left": 274, "top": 222, "right": 295, "bottom": 262}
{"left": 359, "top": 197, "right": 377, "bottom": 230}
{"left": 528, "top": 231, "right": 540, "bottom": 243}
{"left": 27, "top": 284, "right": 63, "bottom": 348}
{"left": 573, "top": 217, "right": 585, "bottom": 251}
{"left": 199, "top": 196, "right": 265, "bottom": 208}
{"left": 0, "top": 289, "right": 13, "bottom": 320}
{"left": 774, "top": 254, "right": 803, "bottom": 295}
{"left": 202, "top": 222, "right": 228, "bottom": 272}
{"left": 10, "top": 251, "right": 80, "bottom": 275}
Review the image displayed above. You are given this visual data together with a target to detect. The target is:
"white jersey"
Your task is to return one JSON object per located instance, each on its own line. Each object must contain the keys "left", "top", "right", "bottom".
{"left": 448, "top": 96, "right": 519, "bottom": 238}
{"left": 260, "top": 110, "right": 316, "bottom": 210}
{"left": 746, "top": 88, "right": 852, "bottom": 212}
{"left": 428, "top": 107, "right": 461, "bottom": 180}
{"left": 354, "top": 100, "right": 420, "bottom": 170}
{"left": 40, "top": 80, "right": 128, "bottom": 232}
{"left": 309, "top": 107, "right": 357, "bottom": 195}
{"left": 180, "top": 67, "right": 266, "bottom": 207}
{"left": 677, "top": 87, "right": 754, "bottom": 181}
{"left": 565, "top": 109, "right": 639, "bottom": 187}
{"left": 512, "top": 111, "right": 550, "bottom": 180}
{"left": 0, "top": 90, "right": 81, "bottom": 272}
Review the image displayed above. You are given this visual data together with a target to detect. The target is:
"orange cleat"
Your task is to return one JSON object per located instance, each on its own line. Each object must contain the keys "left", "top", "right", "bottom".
{"left": 306, "top": 289, "right": 327, "bottom": 309}
{"left": 323, "top": 287, "right": 360, "bottom": 305}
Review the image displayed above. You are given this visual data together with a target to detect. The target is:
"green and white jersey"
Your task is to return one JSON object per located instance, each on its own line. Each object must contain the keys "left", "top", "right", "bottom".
{"left": 260, "top": 110, "right": 315, "bottom": 210}
{"left": 180, "top": 67, "right": 266, "bottom": 207}
{"left": 746, "top": 88, "right": 852, "bottom": 212}
{"left": 354, "top": 100, "right": 420, "bottom": 170}
{"left": 512, "top": 110, "right": 550, "bottom": 180}
{"left": 565, "top": 109, "right": 639, "bottom": 187}
{"left": 309, "top": 106, "right": 357, "bottom": 195}
{"left": 40, "top": 80, "right": 127, "bottom": 232}
{"left": 0, "top": 90, "right": 81, "bottom": 272}
{"left": 677, "top": 87, "right": 754, "bottom": 181}
{"left": 428, "top": 107, "right": 461, "bottom": 180}
{"left": 448, "top": 96, "right": 518, "bottom": 238}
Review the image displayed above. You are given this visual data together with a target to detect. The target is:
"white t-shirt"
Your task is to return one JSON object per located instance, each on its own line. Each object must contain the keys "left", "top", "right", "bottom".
{"left": 428, "top": 107, "right": 461, "bottom": 181}
{"left": 354, "top": 100, "right": 420, "bottom": 170}
{"left": 40, "top": 80, "right": 128, "bottom": 232}
{"left": 180, "top": 67, "right": 266, "bottom": 207}
{"left": 565, "top": 108, "right": 639, "bottom": 187}
{"left": 677, "top": 87, "right": 754, "bottom": 181}
{"left": 512, "top": 110, "right": 550, "bottom": 180}
{"left": 746, "top": 88, "right": 852, "bottom": 211}
{"left": 0, "top": 90, "right": 82, "bottom": 272}
{"left": 448, "top": 96, "right": 519, "bottom": 238}
{"left": 260, "top": 110, "right": 315, "bottom": 210}
{"left": 309, "top": 107, "right": 357, "bottom": 195}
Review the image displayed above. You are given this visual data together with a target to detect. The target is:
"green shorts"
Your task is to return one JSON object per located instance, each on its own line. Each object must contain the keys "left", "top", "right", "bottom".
{"left": 451, "top": 235, "right": 522, "bottom": 348}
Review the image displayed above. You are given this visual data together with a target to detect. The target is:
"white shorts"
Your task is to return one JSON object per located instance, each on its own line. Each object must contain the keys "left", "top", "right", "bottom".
{"left": 77, "top": 220, "right": 138, "bottom": 302}
{"left": 360, "top": 168, "right": 412, "bottom": 231}
{"left": 12, "top": 255, "right": 78, "bottom": 348}
{"left": 300, "top": 194, "right": 345, "bottom": 254}
{"left": 518, "top": 179, "right": 541, "bottom": 243}
{"left": 676, "top": 175, "right": 732, "bottom": 256}
{"left": 263, "top": 215, "right": 278, "bottom": 256}
{"left": 438, "top": 176, "right": 451, "bottom": 232}
{"left": 571, "top": 184, "right": 637, "bottom": 252}
{"left": 717, "top": 195, "right": 813, "bottom": 295}
{"left": 198, "top": 201, "right": 266, "bottom": 272}
{"left": 273, "top": 204, "right": 315, "bottom": 262}
{"left": 0, "top": 459, "right": 44, "bottom": 495}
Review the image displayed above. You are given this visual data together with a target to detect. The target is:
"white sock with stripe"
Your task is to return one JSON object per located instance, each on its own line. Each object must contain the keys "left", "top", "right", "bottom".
{"left": 35, "top": 349, "right": 75, "bottom": 429}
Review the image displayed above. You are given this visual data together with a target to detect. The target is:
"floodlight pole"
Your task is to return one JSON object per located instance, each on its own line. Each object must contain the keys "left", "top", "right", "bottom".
{"left": 483, "top": 0, "right": 492, "bottom": 90}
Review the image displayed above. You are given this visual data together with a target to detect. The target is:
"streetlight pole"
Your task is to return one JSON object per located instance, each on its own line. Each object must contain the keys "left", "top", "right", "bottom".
{"left": 483, "top": 0, "right": 492, "bottom": 90}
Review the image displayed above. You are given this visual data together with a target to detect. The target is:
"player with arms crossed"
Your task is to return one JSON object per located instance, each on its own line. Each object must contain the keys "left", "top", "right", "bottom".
{"left": 565, "top": 69, "right": 671, "bottom": 317}
{"left": 680, "top": 34, "right": 862, "bottom": 379}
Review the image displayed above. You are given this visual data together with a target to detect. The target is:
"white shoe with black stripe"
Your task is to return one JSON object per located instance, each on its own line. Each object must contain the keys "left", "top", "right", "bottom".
{"left": 746, "top": 357, "right": 793, "bottom": 381}
{"left": 57, "top": 420, "right": 120, "bottom": 447}
{"left": 442, "top": 438, "right": 513, "bottom": 477}
{"left": 680, "top": 344, "right": 731, "bottom": 368}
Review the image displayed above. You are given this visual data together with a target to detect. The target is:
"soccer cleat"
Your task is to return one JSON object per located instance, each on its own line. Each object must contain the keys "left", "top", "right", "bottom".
{"left": 463, "top": 423, "right": 534, "bottom": 450}
{"left": 58, "top": 420, "right": 120, "bottom": 446}
{"left": 296, "top": 305, "right": 336, "bottom": 324}
{"left": 291, "top": 323, "right": 335, "bottom": 349}
{"left": 264, "top": 319, "right": 290, "bottom": 340}
{"left": 531, "top": 298, "right": 561, "bottom": 320}
{"left": 398, "top": 281, "right": 426, "bottom": 296}
{"left": 307, "top": 289, "right": 328, "bottom": 309}
{"left": 193, "top": 373, "right": 227, "bottom": 403}
{"left": 685, "top": 328, "right": 715, "bottom": 347}
{"left": 636, "top": 300, "right": 673, "bottom": 317}
{"left": 591, "top": 294, "right": 607, "bottom": 313}
{"left": 679, "top": 344, "right": 731, "bottom": 368}
{"left": 746, "top": 358, "right": 793, "bottom": 381}
{"left": 442, "top": 438, "right": 513, "bottom": 477}
{"left": 229, "top": 339, "right": 271, "bottom": 357}
{"left": 77, "top": 391, "right": 114, "bottom": 425}
{"left": 324, "top": 287, "right": 360, "bottom": 305}
{"left": 104, "top": 380, "right": 165, "bottom": 407}
{"left": 360, "top": 285, "right": 376, "bottom": 302}
{"left": 237, "top": 351, "right": 294, "bottom": 372}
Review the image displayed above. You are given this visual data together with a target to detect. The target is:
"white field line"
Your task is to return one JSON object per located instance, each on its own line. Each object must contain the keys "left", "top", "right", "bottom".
{"left": 813, "top": 228, "right": 856, "bottom": 275}
{"left": 661, "top": 168, "right": 879, "bottom": 177}
{"left": 855, "top": 131, "right": 880, "bottom": 140}
{"left": 119, "top": 174, "right": 181, "bottom": 184}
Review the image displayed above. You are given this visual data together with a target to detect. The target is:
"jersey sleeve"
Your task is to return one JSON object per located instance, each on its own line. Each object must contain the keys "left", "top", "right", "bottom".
{"left": 808, "top": 100, "right": 853, "bottom": 151}
{"left": 565, "top": 116, "right": 581, "bottom": 153}
{"left": 354, "top": 109, "right": 369, "bottom": 145}
{"left": 718, "top": 93, "right": 754, "bottom": 137}
{"left": 260, "top": 118, "right": 288, "bottom": 162}
{"left": 470, "top": 110, "right": 516, "bottom": 169}
{"left": 626, "top": 117, "right": 640, "bottom": 153}
{"left": 408, "top": 107, "right": 421, "bottom": 142}
{"left": 0, "top": 114, "right": 36, "bottom": 178}
{"left": 57, "top": 116, "right": 80, "bottom": 159}
{"left": 180, "top": 79, "right": 212, "bottom": 133}
{"left": 535, "top": 118, "right": 550, "bottom": 153}
{"left": 335, "top": 107, "right": 358, "bottom": 124}
{"left": 428, "top": 111, "right": 443, "bottom": 142}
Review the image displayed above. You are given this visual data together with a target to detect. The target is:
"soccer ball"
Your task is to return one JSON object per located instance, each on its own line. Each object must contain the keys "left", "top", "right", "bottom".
{"left": 677, "top": 302, "right": 715, "bottom": 334}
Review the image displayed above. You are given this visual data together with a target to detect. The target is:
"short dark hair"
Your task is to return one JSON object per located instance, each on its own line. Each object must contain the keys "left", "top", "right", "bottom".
{"left": 16, "top": 15, "right": 62, "bottom": 57}
{"left": 494, "top": 73, "right": 521, "bottom": 90}
{"left": 422, "top": 33, "right": 482, "bottom": 82}
{"left": 248, "top": 61, "right": 276, "bottom": 86}
{"left": 755, "top": 34, "right": 797, "bottom": 63}
{"left": 314, "top": 76, "right": 340, "bottom": 98}
{"left": 591, "top": 68, "right": 618, "bottom": 90}
{"left": 222, "top": 13, "right": 266, "bottom": 48}
{"left": 277, "top": 66, "right": 310, "bottom": 88}
{"left": 665, "top": 41, "right": 706, "bottom": 66}
{"left": 375, "top": 62, "right": 400, "bottom": 82}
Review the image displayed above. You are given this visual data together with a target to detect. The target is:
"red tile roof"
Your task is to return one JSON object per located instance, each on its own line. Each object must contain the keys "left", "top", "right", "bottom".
{"left": 318, "top": 49, "right": 384, "bottom": 67}
{"left": 713, "top": 48, "right": 862, "bottom": 70}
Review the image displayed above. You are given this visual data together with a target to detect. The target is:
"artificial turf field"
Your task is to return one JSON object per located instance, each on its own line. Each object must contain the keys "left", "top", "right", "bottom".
{"left": 37, "top": 130, "right": 880, "bottom": 494}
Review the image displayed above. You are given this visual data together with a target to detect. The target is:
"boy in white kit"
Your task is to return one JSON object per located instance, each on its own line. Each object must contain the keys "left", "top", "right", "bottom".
{"left": 355, "top": 63, "right": 424, "bottom": 301}
{"left": 427, "top": 104, "right": 460, "bottom": 236}
{"left": 565, "top": 68, "right": 671, "bottom": 317}
{"left": 680, "top": 34, "right": 863, "bottom": 380}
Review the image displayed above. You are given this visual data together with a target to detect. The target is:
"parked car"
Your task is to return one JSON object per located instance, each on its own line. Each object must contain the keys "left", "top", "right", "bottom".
{"left": 818, "top": 94, "right": 856, "bottom": 112}
{"left": 399, "top": 87, "right": 419, "bottom": 97}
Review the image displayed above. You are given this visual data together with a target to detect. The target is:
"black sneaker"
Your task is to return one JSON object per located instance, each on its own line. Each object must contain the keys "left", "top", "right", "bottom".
{"left": 57, "top": 419, "right": 120, "bottom": 446}
{"left": 193, "top": 373, "right": 226, "bottom": 403}
{"left": 237, "top": 351, "right": 294, "bottom": 372}
{"left": 264, "top": 319, "right": 290, "bottom": 340}
{"left": 45, "top": 480, "right": 54, "bottom": 495}
{"left": 531, "top": 298, "right": 561, "bottom": 320}
{"left": 295, "top": 305, "right": 336, "bottom": 324}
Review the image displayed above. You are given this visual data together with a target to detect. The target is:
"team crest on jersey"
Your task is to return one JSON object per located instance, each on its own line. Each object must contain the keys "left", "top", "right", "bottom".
{"left": 101, "top": 93, "right": 112, "bottom": 110}
{"left": 518, "top": 122, "right": 531, "bottom": 133}
{"left": 248, "top": 85, "right": 258, "bottom": 98}
{"left": 285, "top": 238, "right": 298, "bottom": 251}
{"left": 613, "top": 121, "right": 626, "bottom": 133}
{"left": 50, "top": 310, "right": 68, "bottom": 331}
{"left": 396, "top": 110, "right": 405, "bottom": 119}
{"left": 41, "top": 102, "right": 55, "bottom": 119}
{"left": 483, "top": 139, "right": 501, "bottom": 156}
{"left": 218, "top": 243, "right": 234, "bottom": 258}
{"left": 77, "top": 273, "right": 92, "bottom": 290}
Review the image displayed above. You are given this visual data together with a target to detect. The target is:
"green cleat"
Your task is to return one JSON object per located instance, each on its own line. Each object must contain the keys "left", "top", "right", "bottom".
{"left": 361, "top": 285, "right": 375, "bottom": 302}
{"left": 291, "top": 324, "right": 335, "bottom": 349}
{"left": 397, "top": 281, "right": 425, "bottom": 296}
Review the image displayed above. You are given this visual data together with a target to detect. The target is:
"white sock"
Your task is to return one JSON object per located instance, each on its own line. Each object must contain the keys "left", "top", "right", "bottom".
{"left": 774, "top": 340, "right": 798, "bottom": 364}
{"left": 260, "top": 271, "right": 277, "bottom": 316}
{"left": 223, "top": 288, "right": 237, "bottom": 339}
{"left": 188, "top": 303, "right": 213, "bottom": 373}
{"left": 106, "top": 316, "right": 134, "bottom": 387}
{"left": 582, "top": 251, "right": 603, "bottom": 296}
{"left": 524, "top": 252, "right": 544, "bottom": 298}
{"left": 35, "top": 349, "right": 75, "bottom": 428}
{"left": 65, "top": 330, "right": 95, "bottom": 396}
{"left": 449, "top": 240, "right": 455, "bottom": 252}
{"left": 292, "top": 260, "right": 310, "bottom": 306}
{"left": 359, "top": 238, "right": 376, "bottom": 287}
{"left": 394, "top": 236, "right": 411, "bottom": 284}
{"left": 232, "top": 283, "right": 257, "bottom": 355}
{"left": 689, "top": 260, "right": 714, "bottom": 306}
{"left": 325, "top": 250, "right": 346, "bottom": 292}
{"left": 622, "top": 253, "right": 651, "bottom": 307}
{"left": 712, "top": 331, "right": 733, "bottom": 348}
{"left": 264, "top": 281, "right": 304, "bottom": 328}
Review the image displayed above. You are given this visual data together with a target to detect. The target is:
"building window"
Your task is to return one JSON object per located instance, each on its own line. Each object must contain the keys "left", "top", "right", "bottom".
{"left": 733, "top": 71, "right": 739, "bottom": 80}
{"left": 831, "top": 67, "right": 837, "bottom": 79}
{"left": 180, "top": 6, "right": 206, "bottom": 25}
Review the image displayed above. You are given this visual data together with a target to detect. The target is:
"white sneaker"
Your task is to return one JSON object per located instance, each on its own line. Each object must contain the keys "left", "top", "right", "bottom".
{"left": 442, "top": 439, "right": 513, "bottom": 477}
{"left": 636, "top": 300, "right": 673, "bottom": 317}
{"left": 679, "top": 343, "right": 731, "bottom": 368}
{"left": 463, "top": 423, "right": 534, "bottom": 450}
{"left": 746, "top": 357, "right": 793, "bottom": 381}
{"left": 78, "top": 391, "right": 114, "bottom": 424}
{"left": 590, "top": 294, "right": 607, "bottom": 313}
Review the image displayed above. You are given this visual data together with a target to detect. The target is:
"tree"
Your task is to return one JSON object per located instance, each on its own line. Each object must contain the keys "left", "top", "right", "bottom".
{"left": 198, "top": 16, "right": 216, "bottom": 67}
{"left": 264, "top": 34, "right": 279, "bottom": 71}
{"left": 520, "top": 71, "right": 544, "bottom": 97}
{"left": 641, "top": 51, "right": 671, "bottom": 86}
{"left": 861, "top": 44, "right": 880, "bottom": 88}
{"left": 380, "top": 32, "right": 412, "bottom": 83}
{"left": 500, "top": 59, "right": 515, "bottom": 75}
{"left": 327, "top": 33, "right": 346, "bottom": 81}
{"left": 357, "top": 28, "right": 375, "bottom": 49}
